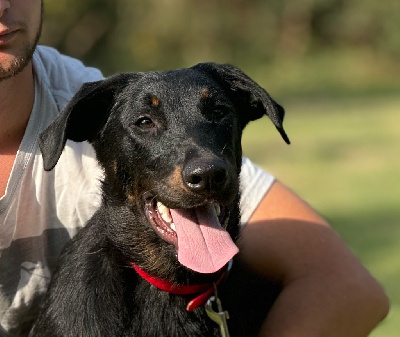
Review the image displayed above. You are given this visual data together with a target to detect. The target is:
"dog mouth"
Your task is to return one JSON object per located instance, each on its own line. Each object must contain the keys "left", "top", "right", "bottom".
{"left": 143, "top": 196, "right": 239, "bottom": 274}
{"left": 144, "top": 198, "right": 178, "bottom": 246}
{"left": 145, "top": 198, "right": 229, "bottom": 244}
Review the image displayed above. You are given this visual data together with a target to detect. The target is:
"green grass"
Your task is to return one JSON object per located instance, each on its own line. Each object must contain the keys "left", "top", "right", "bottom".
{"left": 242, "top": 94, "right": 400, "bottom": 336}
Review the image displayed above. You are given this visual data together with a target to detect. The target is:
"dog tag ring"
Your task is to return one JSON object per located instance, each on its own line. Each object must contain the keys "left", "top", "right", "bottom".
{"left": 205, "top": 295, "right": 230, "bottom": 337}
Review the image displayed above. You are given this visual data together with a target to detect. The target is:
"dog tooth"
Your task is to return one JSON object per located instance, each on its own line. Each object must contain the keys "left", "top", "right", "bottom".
{"left": 157, "top": 201, "right": 172, "bottom": 223}
{"left": 157, "top": 201, "right": 165, "bottom": 211}
{"left": 170, "top": 223, "right": 176, "bottom": 232}
{"left": 214, "top": 203, "right": 221, "bottom": 216}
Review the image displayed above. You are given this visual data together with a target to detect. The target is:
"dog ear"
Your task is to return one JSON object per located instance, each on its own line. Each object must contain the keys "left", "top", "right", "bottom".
{"left": 39, "top": 73, "right": 133, "bottom": 171}
{"left": 192, "top": 63, "right": 290, "bottom": 144}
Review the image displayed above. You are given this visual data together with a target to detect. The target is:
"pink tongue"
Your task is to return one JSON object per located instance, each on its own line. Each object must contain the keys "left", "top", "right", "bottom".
{"left": 170, "top": 205, "right": 239, "bottom": 274}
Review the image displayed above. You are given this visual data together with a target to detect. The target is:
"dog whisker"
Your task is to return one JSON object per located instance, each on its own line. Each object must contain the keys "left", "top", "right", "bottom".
{"left": 221, "top": 142, "right": 228, "bottom": 155}
{"left": 140, "top": 190, "right": 159, "bottom": 205}
{"left": 86, "top": 247, "right": 104, "bottom": 255}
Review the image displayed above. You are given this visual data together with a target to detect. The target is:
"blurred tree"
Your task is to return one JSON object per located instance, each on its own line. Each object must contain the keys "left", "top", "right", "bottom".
{"left": 40, "top": 0, "right": 399, "bottom": 92}
{"left": 274, "top": 0, "right": 316, "bottom": 58}
{"left": 41, "top": 0, "right": 117, "bottom": 64}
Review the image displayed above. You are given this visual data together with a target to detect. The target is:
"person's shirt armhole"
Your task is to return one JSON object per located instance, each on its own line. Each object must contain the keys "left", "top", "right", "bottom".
{"left": 240, "top": 157, "right": 275, "bottom": 226}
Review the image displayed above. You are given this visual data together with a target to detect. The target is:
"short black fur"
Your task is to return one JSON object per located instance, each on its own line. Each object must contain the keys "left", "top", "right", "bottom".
{"left": 32, "top": 63, "right": 288, "bottom": 337}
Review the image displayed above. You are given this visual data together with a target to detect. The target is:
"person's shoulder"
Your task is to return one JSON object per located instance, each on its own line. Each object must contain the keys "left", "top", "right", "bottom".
{"left": 33, "top": 45, "right": 104, "bottom": 109}
{"left": 240, "top": 157, "right": 274, "bottom": 185}
{"left": 240, "top": 157, "right": 275, "bottom": 224}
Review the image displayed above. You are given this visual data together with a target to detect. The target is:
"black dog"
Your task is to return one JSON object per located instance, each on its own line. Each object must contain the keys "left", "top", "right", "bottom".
{"left": 31, "top": 63, "right": 289, "bottom": 337}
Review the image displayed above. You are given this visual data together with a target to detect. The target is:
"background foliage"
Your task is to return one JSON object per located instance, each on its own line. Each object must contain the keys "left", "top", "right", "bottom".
{"left": 40, "top": 1, "right": 399, "bottom": 335}
{"left": 41, "top": 0, "right": 400, "bottom": 94}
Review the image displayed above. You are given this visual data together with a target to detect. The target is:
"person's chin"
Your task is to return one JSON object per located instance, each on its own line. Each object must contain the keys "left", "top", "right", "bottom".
{"left": 0, "top": 49, "right": 32, "bottom": 81}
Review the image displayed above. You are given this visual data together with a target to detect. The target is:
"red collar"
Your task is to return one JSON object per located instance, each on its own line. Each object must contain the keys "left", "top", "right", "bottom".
{"left": 131, "top": 261, "right": 232, "bottom": 311}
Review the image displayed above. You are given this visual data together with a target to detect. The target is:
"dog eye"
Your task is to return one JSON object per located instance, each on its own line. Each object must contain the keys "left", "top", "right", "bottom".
{"left": 135, "top": 116, "right": 156, "bottom": 129}
{"left": 213, "top": 106, "right": 229, "bottom": 119}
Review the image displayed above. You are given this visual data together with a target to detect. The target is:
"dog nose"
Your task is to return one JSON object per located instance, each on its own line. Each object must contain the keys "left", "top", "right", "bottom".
{"left": 182, "top": 159, "right": 228, "bottom": 193}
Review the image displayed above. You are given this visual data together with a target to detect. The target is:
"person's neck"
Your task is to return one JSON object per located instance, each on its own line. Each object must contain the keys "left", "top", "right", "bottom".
{"left": 0, "top": 62, "right": 35, "bottom": 154}
{"left": 0, "top": 63, "right": 35, "bottom": 197}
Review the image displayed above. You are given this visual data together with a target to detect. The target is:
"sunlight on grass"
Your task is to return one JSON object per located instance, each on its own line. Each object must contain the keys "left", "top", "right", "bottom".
{"left": 242, "top": 95, "right": 400, "bottom": 337}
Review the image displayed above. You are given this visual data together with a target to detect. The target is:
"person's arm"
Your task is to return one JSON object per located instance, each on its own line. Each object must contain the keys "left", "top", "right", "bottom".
{"left": 238, "top": 180, "right": 389, "bottom": 337}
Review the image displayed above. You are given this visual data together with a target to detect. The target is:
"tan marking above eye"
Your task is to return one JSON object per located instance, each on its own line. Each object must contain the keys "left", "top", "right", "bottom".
{"left": 201, "top": 88, "right": 209, "bottom": 99}
{"left": 151, "top": 95, "right": 160, "bottom": 107}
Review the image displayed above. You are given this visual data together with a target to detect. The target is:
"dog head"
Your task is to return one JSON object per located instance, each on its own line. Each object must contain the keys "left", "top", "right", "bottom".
{"left": 39, "top": 63, "right": 289, "bottom": 280}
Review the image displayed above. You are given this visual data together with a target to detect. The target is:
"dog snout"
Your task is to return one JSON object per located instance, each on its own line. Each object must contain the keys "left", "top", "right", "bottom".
{"left": 182, "top": 158, "right": 228, "bottom": 193}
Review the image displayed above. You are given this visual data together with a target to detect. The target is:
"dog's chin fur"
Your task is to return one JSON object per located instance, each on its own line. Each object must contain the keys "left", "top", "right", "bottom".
{"left": 32, "top": 63, "right": 288, "bottom": 337}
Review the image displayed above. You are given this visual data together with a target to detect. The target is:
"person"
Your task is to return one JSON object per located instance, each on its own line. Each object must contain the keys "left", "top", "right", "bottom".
{"left": 0, "top": 1, "right": 389, "bottom": 336}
